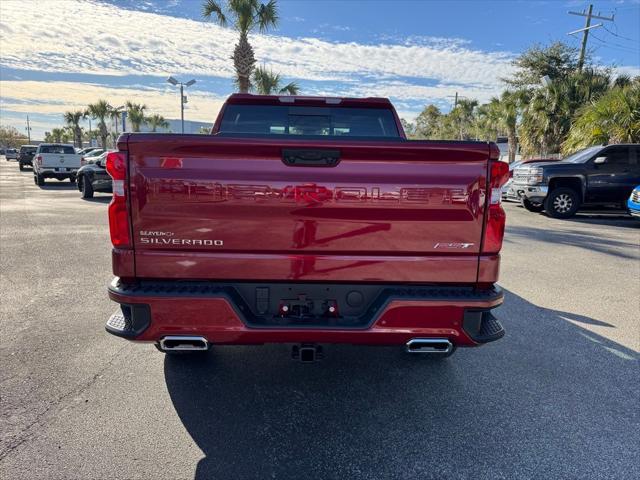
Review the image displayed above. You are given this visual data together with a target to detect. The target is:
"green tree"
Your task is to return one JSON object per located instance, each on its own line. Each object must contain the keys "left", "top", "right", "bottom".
{"left": 203, "top": 0, "right": 279, "bottom": 93}
{"left": 63, "top": 110, "right": 85, "bottom": 148}
{"left": 563, "top": 79, "right": 640, "bottom": 153}
{"left": 518, "top": 69, "right": 611, "bottom": 157}
{"left": 252, "top": 66, "right": 299, "bottom": 95}
{"left": 505, "top": 42, "right": 579, "bottom": 88}
{"left": 414, "top": 105, "right": 442, "bottom": 139}
{"left": 86, "top": 100, "right": 112, "bottom": 148}
{"left": 0, "top": 125, "right": 28, "bottom": 148}
{"left": 125, "top": 102, "right": 147, "bottom": 132}
{"left": 146, "top": 114, "right": 169, "bottom": 132}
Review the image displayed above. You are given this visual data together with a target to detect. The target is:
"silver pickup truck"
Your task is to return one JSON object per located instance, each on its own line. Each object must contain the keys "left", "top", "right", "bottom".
{"left": 33, "top": 143, "right": 84, "bottom": 185}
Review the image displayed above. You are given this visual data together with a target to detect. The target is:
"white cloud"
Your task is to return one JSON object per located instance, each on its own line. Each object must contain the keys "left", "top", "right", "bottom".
{"left": 0, "top": 80, "right": 225, "bottom": 122}
{"left": 0, "top": 0, "right": 515, "bottom": 88}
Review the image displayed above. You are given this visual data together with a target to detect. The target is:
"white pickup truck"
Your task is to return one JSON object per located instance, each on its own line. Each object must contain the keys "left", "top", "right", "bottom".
{"left": 33, "top": 143, "right": 84, "bottom": 185}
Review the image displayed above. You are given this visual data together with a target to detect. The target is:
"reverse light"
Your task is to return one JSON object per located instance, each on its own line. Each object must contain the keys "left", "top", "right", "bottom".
{"left": 482, "top": 160, "right": 509, "bottom": 254}
{"left": 105, "top": 151, "right": 130, "bottom": 248}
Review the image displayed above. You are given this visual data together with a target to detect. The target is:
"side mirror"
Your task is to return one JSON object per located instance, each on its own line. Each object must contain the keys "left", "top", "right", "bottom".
{"left": 594, "top": 156, "right": 607, "bottom": 165}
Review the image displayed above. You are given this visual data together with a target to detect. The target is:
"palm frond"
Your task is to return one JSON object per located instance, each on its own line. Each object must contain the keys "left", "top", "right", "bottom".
{"left": 202, "top": 0, "right": 227, "bottom": 26}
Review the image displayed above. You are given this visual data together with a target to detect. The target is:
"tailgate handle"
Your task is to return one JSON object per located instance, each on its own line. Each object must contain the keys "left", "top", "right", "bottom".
{"left": 282, "top": 149, "right": 340, "bottom": 167}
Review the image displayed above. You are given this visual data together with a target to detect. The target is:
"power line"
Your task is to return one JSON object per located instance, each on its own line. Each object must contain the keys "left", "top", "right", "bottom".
{"left": 602, "top": 24, "right": 639, "bottom": 43}
{"left": 590, "top": 32, "right": 640, "bottom": 53}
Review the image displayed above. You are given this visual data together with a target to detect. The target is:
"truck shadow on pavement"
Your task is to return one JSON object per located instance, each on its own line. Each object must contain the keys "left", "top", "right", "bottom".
{"left": 506, "top": 225, "right": 639, "bottom": 260}
{"left": 164, "top": 289, "right": 639, "bottom": 479}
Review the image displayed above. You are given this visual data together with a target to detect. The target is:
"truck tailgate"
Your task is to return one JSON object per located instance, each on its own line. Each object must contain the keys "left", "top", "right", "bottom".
{"left": 126, "top": 136, "right": 490, "bottom": 283}
{"left": 41, "top": 154, "right": 82, "bottom": 168}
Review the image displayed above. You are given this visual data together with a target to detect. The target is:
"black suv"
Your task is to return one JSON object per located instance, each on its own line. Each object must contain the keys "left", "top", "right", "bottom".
{"left": 512, "top": 144, "right": 640, "bottom": 218}
{"left": 18, "top": 145, "right": 37, "bottom": 170}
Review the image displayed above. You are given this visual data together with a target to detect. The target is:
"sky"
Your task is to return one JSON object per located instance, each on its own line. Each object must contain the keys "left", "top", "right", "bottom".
{"left": 1, "top": 0, "right": 639, "bottom": 140}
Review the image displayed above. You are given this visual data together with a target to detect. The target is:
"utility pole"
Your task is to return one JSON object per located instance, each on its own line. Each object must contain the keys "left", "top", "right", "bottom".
{"left": 568, "top": 4, "right": 614, "bottom": 71}
{"left": 25, "top": 115, "right": 31, "bottom": 143}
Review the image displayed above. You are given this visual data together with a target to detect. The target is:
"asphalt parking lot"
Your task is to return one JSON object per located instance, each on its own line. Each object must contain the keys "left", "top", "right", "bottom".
{"left": 1, "top": 157, "right": 638, "bottom": 479}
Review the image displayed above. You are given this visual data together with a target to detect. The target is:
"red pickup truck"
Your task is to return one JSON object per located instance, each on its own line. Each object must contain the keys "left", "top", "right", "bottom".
{"left": 105, "top": 94, "right": 508, "bottom": 361}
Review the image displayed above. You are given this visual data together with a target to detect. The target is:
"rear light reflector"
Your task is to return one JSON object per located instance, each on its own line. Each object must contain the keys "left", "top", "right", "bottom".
{"left": 105, "top": 151, "right": 130, "bottom": 248}
{"left": 482, "top": 160, "right": 509, "bottom": 254}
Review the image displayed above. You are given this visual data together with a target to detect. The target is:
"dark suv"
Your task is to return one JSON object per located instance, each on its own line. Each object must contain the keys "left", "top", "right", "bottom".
{"left": 18, "top": 145, "right": 37, "bottom": 170}
{"left": 512, "top": 144, "right": 640, "bottom": 218}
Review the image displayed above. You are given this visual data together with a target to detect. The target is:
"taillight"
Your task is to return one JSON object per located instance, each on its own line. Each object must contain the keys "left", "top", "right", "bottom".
{"left": 80, "top": 156, "right": 86, "bottom": 166}
{"left": 482, "top": 160, "right": 509, "bottom": 254}
{"left": 36, "top": 155, "right": 42, "bottom": 166}
{"left": 105, "top": 151, "right": 130, "bottom": 248}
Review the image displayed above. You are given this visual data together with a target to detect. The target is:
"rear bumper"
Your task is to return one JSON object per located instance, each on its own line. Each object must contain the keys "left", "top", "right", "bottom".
{"left": 106, "top": 278, "right": 505, "bottom": 347}
{"left": 38, "top": 168, "right": 78, "bottom": 179}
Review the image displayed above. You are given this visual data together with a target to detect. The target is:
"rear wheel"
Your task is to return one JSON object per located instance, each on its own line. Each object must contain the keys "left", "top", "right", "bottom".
{"left": 69, "top": 176, "right": 76, "bottom": 184}
{"left": 35, "top": 173, "right": 44, "bottom": 186}
{"left": 521, "top": 196, "right": 544, "bottom": 212}
{"left": 19, "top": 163, "right": 24, "bottom": 171}
{"left": 80, "top": 176, "right": 94, "bottom": 198}
{"left": 545, "top": 187, "right": 581, "bottom": 219}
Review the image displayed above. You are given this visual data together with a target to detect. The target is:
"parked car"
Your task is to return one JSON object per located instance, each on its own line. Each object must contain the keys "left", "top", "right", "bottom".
{"left": 32, "top": 143, "right": 84, "bottom": 185}
{"left": 5, "top": 148, "right": 18, "bottom": 160}
{"left": 502, "top": 158, "right": 560, "bottom": 201}
{"left": 104, "top": 93, "right": 509, "bottom": 360}
{"left": 83, "top": 149, "right": 107, "bottom": 163}
{"left": 512, "top": 144, "right": 640, "bottom": 218}
{"left": 77, "top": 151, "right": 112, "bottom": 198}
{"left": 18, "top": 145, "right": 37, "bottom": 170}
{"left": 78, "top": 147, "right": 102, "bottom": 156}
{"left": 628, "top": 186, "right": 640, "bottom": 219}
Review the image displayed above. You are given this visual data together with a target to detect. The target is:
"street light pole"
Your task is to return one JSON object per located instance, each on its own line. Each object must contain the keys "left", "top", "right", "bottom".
{"left": 26, "top": 115, "right": 31, "bottom": 143}
{"left": 180, "top": 83, "right": 184, "bottom": 134}
{"left": 167, "top": 76, "right": 196, "bottom": 134}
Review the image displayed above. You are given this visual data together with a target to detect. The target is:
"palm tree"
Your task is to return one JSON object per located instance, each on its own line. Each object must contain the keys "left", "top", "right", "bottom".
{"left": 252, "top": 66, "right": 299, "bottom": 95}
{"left": 63, "top": 110, "right": 85, "bottom": 148}
{"left": 518, "top": 69, "right": 611, "bottom": 157}
{"left": 202, "top": 0, "right": 279, "bottom": 93}
{"left": 563, "top": 80, "right": 640, "bottom": 153}
{"left": 86, "top": 100, "right": 112, "bottom": 148}
{"left": 146, "top": 114, "right": 170, "bottom": 132}
{"left": 126, "top": 102, "right": 147, "bottom": 132}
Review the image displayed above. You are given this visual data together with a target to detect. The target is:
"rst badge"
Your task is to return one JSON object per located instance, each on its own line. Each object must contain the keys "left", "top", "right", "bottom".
{"left": 433, "top": 242, "right": 474, "bottom": 249}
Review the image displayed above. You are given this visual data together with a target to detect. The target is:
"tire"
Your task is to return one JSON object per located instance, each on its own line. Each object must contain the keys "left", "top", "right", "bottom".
{"left": 19, "top": 163, "right": 24, "bottom": 171}
{"left": 69, "top": 176, "right": 76, "bottom": 184}
{"left": 521, "top": 196, "right": 544, "bottom": 212}
{"left": 80, "top": 176, "right": 94, "bottom": 199}
{"left": 544, "top": 187, "right": 581, "bottom": 219}
{"left": 35, "top": 173, "right": 44, "bottom": 186}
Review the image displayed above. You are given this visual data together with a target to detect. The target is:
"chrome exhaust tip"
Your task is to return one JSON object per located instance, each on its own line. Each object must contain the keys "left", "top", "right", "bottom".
{"left": 159, "top": 336, "right": 209, "bottom": 351}
{"left": 405, "top": 338, "right": 453, "bottom": 354}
